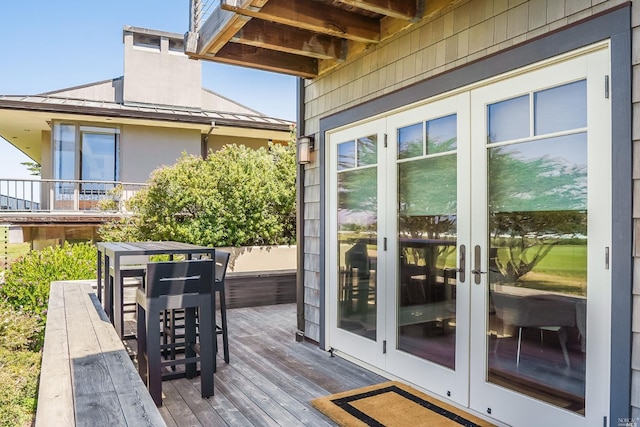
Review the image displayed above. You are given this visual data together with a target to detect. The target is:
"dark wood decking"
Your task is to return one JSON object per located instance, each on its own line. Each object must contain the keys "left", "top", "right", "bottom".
{"left": 153, "top": 303, "right": 386, "bottom": 426}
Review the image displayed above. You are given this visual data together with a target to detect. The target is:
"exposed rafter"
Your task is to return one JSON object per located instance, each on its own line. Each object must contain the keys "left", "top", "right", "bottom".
{"left": 232, "top": 20, "right": 345, "bottom": 61}
{"left": 335, "top": 0, "right": 421, "bottom": 21}
{"left": 199, "top": 43, "right": 319, "bottom": 79}
{"left": 187, "top": 0, "right": 458, "bottom": 78}
{"left": 221, "top": 0, "right": 381, "bottom": 44}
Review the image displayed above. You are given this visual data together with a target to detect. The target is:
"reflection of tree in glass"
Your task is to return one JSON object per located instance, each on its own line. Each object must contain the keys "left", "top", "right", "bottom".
{"left": 398, "top": 151, "right": 456, "bottom": 239}
{"left": 490, "top": 211, "right": 586, "bottom": 283}
{"left": 489, "top": 145, "right": 586, "bottom": 212}
{"left": 357, "top": 136, "right": 377, "bottom": 167}
{"left": 488, "top": 145, "right": 587, "bottom": 284}
{"left": 399, "top": 215, "right": 456, "bottom": 239}
{"left": 398, "top": 123, "right": 423, "bottom": 159}
{"left": 338, "top": 168, "right": 377, "bottom": 232}
{"left": 338, "top": 141, "right": 355, "bottom": 170}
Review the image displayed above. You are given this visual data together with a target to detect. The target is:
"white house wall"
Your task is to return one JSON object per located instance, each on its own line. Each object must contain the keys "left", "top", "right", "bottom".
{"left": 119, "top": 125, "right": 201, "bottom": 183}
{"left": 122, "top": 30, "right": 202, "bottom": 109}
{"left": 45, "top": 79, "right": 122, "bottom": 103}
{"left": 301, "top": 0, "right": 638, "bottom": 413}
{"left": 201, "top": 89, "right": 260, "bottom": 115}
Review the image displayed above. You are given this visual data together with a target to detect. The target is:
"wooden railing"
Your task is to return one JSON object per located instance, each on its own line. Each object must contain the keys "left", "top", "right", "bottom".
{"left": 0, "top": 179, "right": 146, "bottom": 213}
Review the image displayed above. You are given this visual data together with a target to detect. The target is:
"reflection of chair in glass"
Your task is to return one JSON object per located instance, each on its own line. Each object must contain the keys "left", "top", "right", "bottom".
{"left": 492, "top": 290, "right": 575, "bottom": 367}
{"left": 344, "top": 242, "right": 373, "bottom": 315}
{"left": 399, "top": 245, "right": 429, "bottom": 305}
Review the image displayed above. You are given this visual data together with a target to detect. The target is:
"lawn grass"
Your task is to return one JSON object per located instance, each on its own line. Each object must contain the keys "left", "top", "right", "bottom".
{"left": 497, "top": 244, "right": 588, "bottom": 295}
{"left": 0, "top": 227, "right": 31, "bottom": 269}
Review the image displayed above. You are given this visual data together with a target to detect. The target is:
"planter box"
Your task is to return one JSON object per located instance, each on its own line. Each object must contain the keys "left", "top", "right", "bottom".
{"left": 217, "top": 245, "right": 297, "bottom": 309}
{"left": 218, "top": 245, "right": 296, "bottom": 273}
{"left": 225, "top": 269, "right": 296, "bottom": 309}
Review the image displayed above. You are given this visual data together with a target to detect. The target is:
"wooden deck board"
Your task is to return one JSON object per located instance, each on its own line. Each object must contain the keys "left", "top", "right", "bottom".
{"left": 158, "top": 303, "right": 386, "bottom": 426}
{"left": 37, "top": 281, "right": 164, "bottom": 427}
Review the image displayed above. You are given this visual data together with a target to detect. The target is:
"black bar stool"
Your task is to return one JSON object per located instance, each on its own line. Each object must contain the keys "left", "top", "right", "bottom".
{"left": 136, "top": 259, "right": 215, "bottom": 406}
{"left": 213, "top": 250, "right": 231, "bottom": 367}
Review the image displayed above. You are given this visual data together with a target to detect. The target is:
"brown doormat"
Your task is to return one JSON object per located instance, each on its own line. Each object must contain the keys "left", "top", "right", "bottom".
{"left": 311, "top": 381, "right": 495, "bottom": 427}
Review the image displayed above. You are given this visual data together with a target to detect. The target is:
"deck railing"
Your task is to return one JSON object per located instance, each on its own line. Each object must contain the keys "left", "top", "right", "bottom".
{"left": 0, "top": 179, "right": 146, "bottom": 213}
{"left": 189, "top": 0, "right": 219, "bottom": 33}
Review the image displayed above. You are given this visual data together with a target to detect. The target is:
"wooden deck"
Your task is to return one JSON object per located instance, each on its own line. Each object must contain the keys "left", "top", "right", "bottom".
{"left": 147, "top": 303, "right": 386, "bottom": 426}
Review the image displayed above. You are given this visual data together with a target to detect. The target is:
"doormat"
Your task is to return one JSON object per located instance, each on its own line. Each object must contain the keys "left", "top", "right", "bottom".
{"left": 311, "top": 381, "right": 495, "bottom": 427}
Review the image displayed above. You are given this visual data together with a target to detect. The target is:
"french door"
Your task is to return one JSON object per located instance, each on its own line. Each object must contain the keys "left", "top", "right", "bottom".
{"left": 327, "top": 44, "right": 611, "bottom": 426}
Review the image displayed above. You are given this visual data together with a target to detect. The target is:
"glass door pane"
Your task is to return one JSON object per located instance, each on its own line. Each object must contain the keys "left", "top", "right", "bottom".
{"left": 486, "top": 83, "right": 588, "bottom": 414}
{"left": 53, "top": 123, "right": 77, "bottom": 210}
{"left": 337, "top": 136, "right": 378, "bottom": 340}
{"left": 397, "top": 114, "right": 458, "bottom": 369}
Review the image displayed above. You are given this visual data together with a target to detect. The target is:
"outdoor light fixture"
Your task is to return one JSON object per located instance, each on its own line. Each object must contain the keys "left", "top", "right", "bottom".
{"left": 297, "top": 135, "right": 315, "bottom": 164}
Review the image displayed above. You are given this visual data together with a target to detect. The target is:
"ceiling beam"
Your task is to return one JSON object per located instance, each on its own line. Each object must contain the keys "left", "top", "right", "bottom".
{"left": 199, "top": 43, "right": 319, "bottom": 79}
{"left": 335, "top": 0, "right": 420, "bottom": 21}
{"left": 196, "top": 6, "right": 250, "bottom": 55}
{"left": 222, "top": 0, "right": 381, "bottom": 44}
{"left": 232, "top": 19, "right": 345, "bottom": 60}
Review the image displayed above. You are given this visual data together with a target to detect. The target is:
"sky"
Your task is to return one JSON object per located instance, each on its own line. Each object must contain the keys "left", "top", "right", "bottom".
{"left": 0, "top": 1, "right": 297, "bottom": 179}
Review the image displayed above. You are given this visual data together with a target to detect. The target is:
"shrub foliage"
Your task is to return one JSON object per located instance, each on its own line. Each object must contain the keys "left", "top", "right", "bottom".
{"left": 100, "top": 143, "right": 297, "bottom": 247}
{"left": 0, "top": 243, "right": 97, "bottom": 426}
{"left": 0, "top": 242, "right": 97, "bottom": 321}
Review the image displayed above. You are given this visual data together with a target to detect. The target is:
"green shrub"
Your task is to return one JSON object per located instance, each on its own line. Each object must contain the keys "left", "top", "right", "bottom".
{"left": 0, "top": 242, "right": 97, "bottom": 321}
{"left": 0, "top": 347, "right": 40, "bottom": 427}
{"left": 0, "top": 302, "right": 41, "bottom": 427}
{"left": 0, "top": 302, "right": 41, "bottom": 352}
{"left": 100, "top": 142, "right": 297, "bottom": 247}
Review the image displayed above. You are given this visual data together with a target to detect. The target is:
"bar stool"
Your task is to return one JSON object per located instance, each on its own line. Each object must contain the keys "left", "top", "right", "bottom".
{"left": 213, "top": 250, "right": 231, "bottom": 367}
{"left": 163, "top": 250, "right": 231, "bottom": 370}
{"left": 110, "top": 255, "right": 149, "bottom": 339}
{"left": 136, "top": 259, "right": 215, "bottom": 406}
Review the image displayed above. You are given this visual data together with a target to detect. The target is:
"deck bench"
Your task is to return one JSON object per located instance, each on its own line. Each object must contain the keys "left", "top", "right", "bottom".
{"left": 36, "top": 280, "right": 165, "bottom": 427}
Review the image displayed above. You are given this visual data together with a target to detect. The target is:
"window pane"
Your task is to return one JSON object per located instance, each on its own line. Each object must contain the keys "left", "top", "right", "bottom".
{"left": 338, "top": 141, "right": 356, "bottom": 170}
{"left": 53, "top": 123, "right": 76, "bottom": 205}
{"left": 488, "top": 95, "right": 530, "bottom": 143}
{"left": 53, "top": 124, "right": 76, "bottom": 181}
{"left": 81, "top": 133, "right": 117, "bottom": 182}
{"left": 535, "top": 80, "right": 587, "bottom": 135}
{"left": 398, "top": 154, "right": 457, "bottom": 370}
{"left": 488, "top": 133, "right": 587, "bottom": 213}
{"left": 81, "top": 132, "right": 118, "bottom": 194}
{"left": 357, "top": 135, "right": 377, "bottom": 167}
{"left": 338, "top": 167, "right": 377, "bottom": 340}
{"left": 398, "top": 123, "right": 423, "bottom": 159}
{"left": 398, "top": 154, "right": 457, "bottom": 216}
{"left": 427, "top": 114, "right": 457, "bottom": 154}
{"left": 487, "top": 132, "right": 587, "bottom": 411}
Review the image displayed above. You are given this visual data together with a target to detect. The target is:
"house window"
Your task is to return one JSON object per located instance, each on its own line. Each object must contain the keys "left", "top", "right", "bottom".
{"left": 53, "top": 123, "right": 120, "bottom": 191}
{"left": 133, "top": 33, "right": 161, "bottom": 51}
{"left": 80, "top": 126, "right": 120, "bottom": 192}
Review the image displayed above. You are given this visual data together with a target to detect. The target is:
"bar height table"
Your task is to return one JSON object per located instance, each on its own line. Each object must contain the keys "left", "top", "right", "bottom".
{"left": 96, "top": 241, "right": 215, "bottom": 339}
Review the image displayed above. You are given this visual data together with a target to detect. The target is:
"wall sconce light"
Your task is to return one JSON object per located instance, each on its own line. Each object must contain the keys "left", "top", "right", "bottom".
{"left": 297, "top": 135, "right": 315, "bottom": 164}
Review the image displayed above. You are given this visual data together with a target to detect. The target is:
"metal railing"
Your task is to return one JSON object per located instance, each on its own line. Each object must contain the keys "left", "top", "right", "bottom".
{"left": 0, "top": 179, "right": 146, "bottom": 213}
{"left": 189, "top": 0, "right": 219, "bottom": 33}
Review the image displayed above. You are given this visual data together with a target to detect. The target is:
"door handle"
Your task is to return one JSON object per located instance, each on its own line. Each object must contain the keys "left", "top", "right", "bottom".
{"left": 443, "top": 244, "right": 465, "bottom": 283}
{"left": 472, "top": 245, "right": 486, "bottom": 285}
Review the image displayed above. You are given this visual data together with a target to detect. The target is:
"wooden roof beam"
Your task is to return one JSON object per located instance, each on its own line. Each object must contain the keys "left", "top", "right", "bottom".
{"left": 335, "top": 0, "right": 422, "bottom": 21}
{"left": 232, "top": 19, "right": 346, "bottom": 60}
{"left": 222, "top": 0, "right": 381, "bottom": 44}
{"left": 196, "top": 42, "right": 319, "bottom": 79}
